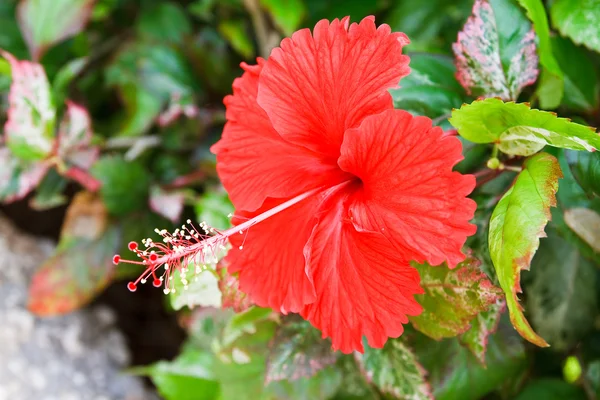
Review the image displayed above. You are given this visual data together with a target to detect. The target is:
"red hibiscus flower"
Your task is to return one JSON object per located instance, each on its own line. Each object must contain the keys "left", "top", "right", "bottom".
{"left": 116, "top": 16, "right": 476, "bottom": 354}
{"left": 211, "top": 16, "right": 476, "bottom": 353}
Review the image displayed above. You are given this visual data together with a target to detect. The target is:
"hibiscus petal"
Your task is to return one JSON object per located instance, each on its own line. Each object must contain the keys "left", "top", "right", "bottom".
{"left": 338, "top": 109, "right": 477, "bottom": 268}
{"left": 226, "top": 196, "right": 318, "bottom": 313}
{"left": 301, "top": 188, "right": 423, "bottom": 354}
{"left": 211, "top": 59, "right": 347, "bottom": 212}
{"left": 257, "top": 16, "right": 410, "bottom": 158}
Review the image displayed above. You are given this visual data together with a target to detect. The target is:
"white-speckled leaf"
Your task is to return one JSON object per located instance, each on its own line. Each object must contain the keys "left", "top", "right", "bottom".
{"left": 356, "top": 341, "right": 433, "bottom": 400}
{"left": 57, "top": 101, "right": 98, "bottom": 170}
{"left": 0, "top": 147, "right": 48, "bottom": 203}
{"left": 450, "top": 98, "right": 600, "bottom": 156}
{"left": 459, "top": 300, "right": 506, "bottom": 366}
{"left": 149, "top": 186, "right": 185, "bottom": 223}
{"left": 453, "top": 0, "right": 538, "bottom": 100}
{"left": 170, "top": 267, "right": 222, "bottom": 311}
{"left": 2, "top": 51, "right": 55, "bottom": 161}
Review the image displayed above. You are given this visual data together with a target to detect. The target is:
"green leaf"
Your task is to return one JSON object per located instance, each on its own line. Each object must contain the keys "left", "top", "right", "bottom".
{"left": 267, "top": 367, "right": 343, "bottom": 400}
{"left": 137, "top": 2, "right": 192, "bottom": 44}
{"left": 266, "top": 316, "right": 337, "bottom": 382}
{"left": 552, "top": 36, "right": 599, "bottom": 112}
{"left": 564, "top": 208, "right": 600, "bottom": 253}
{"left": 410, "top": 257, "right": 503, "bottom": 340}
{"left": 260, "top": 0, "right": 306, "bottom": 36}
{"left": 551, "top": 0, "right": 600, "bottom": 54}
{"left": 140, "top": 349, "right": 220, "bottom": 400}
{"left": 29, "top": 168, "right": 68, "bottom": 210}
{"left": 91, "top": 155, "right": 151, "bottom": 216}
{"left": 218, "top": 20, "right": 254, "bottom": 59}
{"left": 453, "top": 0, "right": 538, "bottom": 100}
{"left": 2, "top": 51, "right": 56, "bottom": 161}
{"left": 17, "top": 0, "right": 94, "bottom": 60}
{"left": 116, "top": 85, "right": 163, "bottom": 137}
{"left": 28, "top": 194, "right": 118, "bottom": 315}
{"left": 195, "top": 187, "right": 234, "bottom": 230}
{"left": 169, "top": 267, "right": 223, "bottom": 311}
{"left": 489, "top": 152, "right": 562, "bottom": 347}
{"left": 450, "top": 98, "right": 600, "bottom": 156}
{"left": 415, "top": 321, "right": 528, "bottom": 400}
{"left": 515, "top": 379, "right": 586, "bottom": 400}
{"left": 459, "top": 299, "right": 505, "bottom": 365}
{"left": 568, "top": 150, "right": 600, "bottom": 198}
{"left": 0, "top": 147, "right": 48, "bottom": 203}
{"left": 516, "top": 0, "right": 564, "bottom": 108}
{"left": 52, "top": 57, "right": 87, "bottom": 105}
{"left": 526, "top": 228, "right": 597, "bottom": 350}
{"left": 356, "top": 340, "right": 433, "bottom": 400}
{"left": 389, "top": 53, "right": 467, "bottom": 120}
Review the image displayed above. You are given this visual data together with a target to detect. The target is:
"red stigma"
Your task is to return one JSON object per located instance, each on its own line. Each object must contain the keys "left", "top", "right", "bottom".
{"left": 153, "top": 279, "right": 162, "bottom": 287}
{"left": 128, "top": 241, "right": 138, "bottom": 251}
{"left": 112, "top": 255, "right": 121, "bottom": 265}
{"left": 127, "top": 282, "right": 137, "bottom": 292}
{"left": 149, "top": 253, "right": 158, "bottom": 262}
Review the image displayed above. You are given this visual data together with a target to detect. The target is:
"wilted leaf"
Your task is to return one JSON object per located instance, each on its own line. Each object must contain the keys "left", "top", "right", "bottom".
{"left": 389, "top": 53, "right": 467, "bottom": 121}
{"left": 450, "top": 98, "right": 600, "bottom": 156}
{"left": 57, "top": 100, "right": 99, "bottom": 170}
{"left": 356, "top": 340, "right": 433, "bottom": 400}
{"left": 2, "top": 51, "right": 55, "bottom": 160}
{"left": 551, "top": 0, "right": 600, "bottom": 54}
{"left": 260, "top": 0, "right": 306, "bottom": 36}
{"left": 410, "top": 257, "right": 503, "bottom": 340}
{"left": 266, "top": 316, "right": 338, "bottom": 383}
{"left": 149, "top": 185, "right": 185, "bottom": 223}
{"left": 452, "top": 0, "right": 538, "bottom": 100}
{"left": 489, "top": 152, "right": 562, "bottom": 347}
{"left": 17, "top": 0, "right": 95, "bottom": 60}
{"left": 218, "top": 263, "right": 253, "bottom": 313}
{"left": 459, "top": 299, "right": 505, "bottom": 365}
{"left": 28, "top": 193, "right": 117, "bottom": 315}
{"left": 415, "top": 320, "right": 528, "bottom": 400}
{"left": 91, "top": 155, "right": 151, "bottom": 216}
{"left": 526, "top": 228, "right": 597, "bottom": 350}
{"left": 0, "top": 146, "right": 48, "bottom": 203}
{"left": 564, "top": 208, "right": 600, "bottom": 252}
{"left": 516, "top": 0, "right": 564, "bottom": 109}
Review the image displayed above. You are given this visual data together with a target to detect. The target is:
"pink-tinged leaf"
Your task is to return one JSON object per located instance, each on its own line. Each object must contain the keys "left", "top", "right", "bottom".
{"left": 453, "top": 0, "right": 539, "bottom": 100}
{"left": 2, "top": 51, "right": 55, "bottom": 160}
{"left": 28, "top": 192, "right": 117, "bottom": 315}
{"left": 0, "top": 147, "right": 48, "bottom": 203}
{"left": 409, "top": 256, "right": 504, "bottom": 340}
{"left": 356, "top": 340, "right": 433, "bottom": 400}
{"left": 459, "top": 299, "right": 506, "bottom": 366}
{"left": 17, "top": 0, "right": 95, "bottom": 61}
{"left": 218, "top": 263, "right": 253, "bottom": 313}
{"left": 157, "top": 93, "right": 199, "bottom": 127}
{"left": 266, "top": 316, "right": 338, "bottom": 383}
{"left": 149, "top": 185, "right": 185, "bottom": 223}
{"left": 57, "top": 100, "right": 99, "bottom": 170}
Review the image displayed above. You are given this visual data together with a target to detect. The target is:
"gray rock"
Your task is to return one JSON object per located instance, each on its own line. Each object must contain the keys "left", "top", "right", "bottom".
{"left": 0, "top": 215, "right": 158, "bottom": 400}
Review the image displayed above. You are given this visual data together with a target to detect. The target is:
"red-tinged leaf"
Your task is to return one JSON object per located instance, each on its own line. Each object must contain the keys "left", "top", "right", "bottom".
{"left": 459, "top": 300, "right": 506, "bottom": 366}
{"left": 356, "top": 340, "right": 433, "bottom": 400}
{"left": 28, "top": 192, "right": 117, "bottom": 315}
{"left": 57, "top": 100, "right": 99, "bottom": 171}
{"left": 0, "top": 147, "right": 48, "bottom": 203}
{"left": 2, "top": 51, "right": 55, "bottom": 161}
{"left": 265, "top": 316, "right": 338, "bottom": 383}
{"left": 489, "top": 152, "right": 562, "bottom": 347}
{"left": 409, "top": 256, "right": 504, "bottom": 340}
{"left": 149, "top": 185, "right": 185, "bottom": 223}
{"left": 218, "top": 263, "right": 253, "bottom": 313}
{"left": 17, "top": 0, "right": 95, "bottom": 61}
{"left": 453, "top": 0, "right": 538, "bottom": 100}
